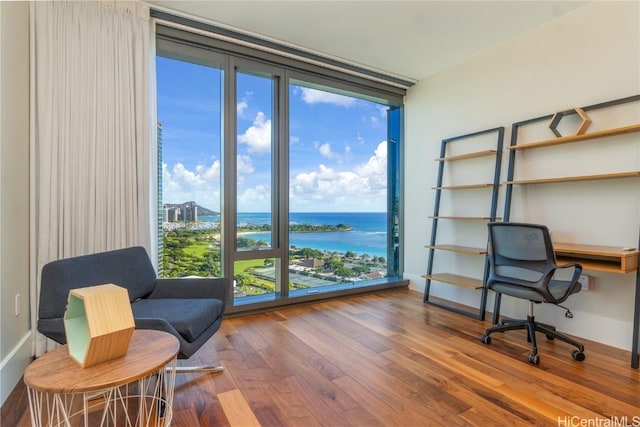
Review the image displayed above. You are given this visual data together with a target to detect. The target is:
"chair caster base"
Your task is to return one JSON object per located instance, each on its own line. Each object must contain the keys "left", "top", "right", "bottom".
{"left": 170, "top": 365, "right": 225, "bottom": 374}
{"left": 528, "top": 353, "right": 540, "bottom": 365}
{"left": 571, "top": 350, "right": 586, "bottom": 362}
{"left": 481, "top": 335, "right": 491, "bottom": 345}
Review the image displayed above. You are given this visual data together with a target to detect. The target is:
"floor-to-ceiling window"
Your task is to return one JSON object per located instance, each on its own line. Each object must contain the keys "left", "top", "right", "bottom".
{"left": 155, "top": 20, "right": 406, "bottom": 312}
{"left": 287, "top": 80, "right": 392, "bottom": 297}
{"left": 231, "top": 61, "right": 285, "bottom": 302}
{"left": 156, "top": 50, "right": 224, "bottom": 279}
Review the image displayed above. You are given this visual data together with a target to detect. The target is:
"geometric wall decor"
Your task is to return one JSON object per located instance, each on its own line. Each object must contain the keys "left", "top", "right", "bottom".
{"left": 63, "top": 284, "right": 135, "bottom": 368}
{"left": 548, "top": 107, "right": 592, "bottom": 137}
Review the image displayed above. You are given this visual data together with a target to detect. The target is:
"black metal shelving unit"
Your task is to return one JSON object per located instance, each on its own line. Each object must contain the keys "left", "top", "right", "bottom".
{"left": 423, "top": 127, "right": 504, "bottom": 320}
{"left": 501, "top": 94, "right": 640, "bottom": 368}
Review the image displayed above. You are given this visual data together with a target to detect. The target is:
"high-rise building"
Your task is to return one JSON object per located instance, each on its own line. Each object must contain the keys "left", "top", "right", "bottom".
{"left": 157, "top": 122, "right": 163, "bottom": 275}
{"left": 184, "top": 205, "right": 198, "bottom": 221}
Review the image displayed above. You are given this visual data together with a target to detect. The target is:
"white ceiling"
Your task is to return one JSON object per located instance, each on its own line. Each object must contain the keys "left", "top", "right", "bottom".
{"left": 148, "top": 1, "right": 590, "bottom": 82}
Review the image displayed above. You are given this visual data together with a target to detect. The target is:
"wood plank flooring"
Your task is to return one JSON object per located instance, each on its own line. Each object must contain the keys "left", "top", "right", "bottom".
{"left": 3, "top": 289, "right": 640, "bottom": 426}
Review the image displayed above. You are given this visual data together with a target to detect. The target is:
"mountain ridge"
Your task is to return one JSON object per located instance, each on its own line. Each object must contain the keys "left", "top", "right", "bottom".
{"left": 163, "top": 201, "right": 218, "bottom": 216}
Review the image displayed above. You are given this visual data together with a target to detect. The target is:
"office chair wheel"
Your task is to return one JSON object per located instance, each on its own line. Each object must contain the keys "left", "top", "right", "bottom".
{"left": 571, "top": 350, "right": 586, "bottom": 362}
{"left": 481, "top": 335, "right": 491, "bottom": 345}
{"left": 545, "top": 334, "right": 555, "bottom": 340}
{"left": 157, "top": 398, "right": 166, "bottom": 418}
{"left": 528, "top": 353, "right": 540, "bottom": 365}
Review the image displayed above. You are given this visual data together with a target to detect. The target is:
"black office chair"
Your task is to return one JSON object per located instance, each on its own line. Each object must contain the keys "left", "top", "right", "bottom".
{"left": 480, "top": 222, "right": 585, "bottom": 365}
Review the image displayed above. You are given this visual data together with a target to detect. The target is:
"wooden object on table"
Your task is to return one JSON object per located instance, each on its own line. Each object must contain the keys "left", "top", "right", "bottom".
{"left": 64, "top": 283, "right": 135, "bottom": 368}
{"left": 24, "top": 330, "right": 179, "bottom": 427}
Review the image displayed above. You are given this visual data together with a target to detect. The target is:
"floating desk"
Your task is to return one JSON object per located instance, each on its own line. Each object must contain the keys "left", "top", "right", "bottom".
{"left": 553, "top": 243, "right": 639, "bottom": 274}
{"left": 492, "top": 242, "right": 640, "bottom": 368}
{"left": 554, "top": 243, "right": 640, "bottom": 368}
{"left": 24, "top": 330, "right": 179, "bottom": 427}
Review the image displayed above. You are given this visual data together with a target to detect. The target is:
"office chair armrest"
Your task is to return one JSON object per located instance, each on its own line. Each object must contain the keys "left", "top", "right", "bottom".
{"left": 547, "top": 262, "right": 583, "bottom": 301}
{"left": 148, "top": 277, "right": 230, "bottom": 302}
{"left": 555, "top": 262, "right": 583, "bottom": 283}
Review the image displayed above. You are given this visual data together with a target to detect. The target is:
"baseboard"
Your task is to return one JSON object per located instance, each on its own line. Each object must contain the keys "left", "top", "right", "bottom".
{"left": 0, "top": 330, "right": 32, "bottom": 406}
{"left": 535, "top": 305, "right": 633, "bottom": 351}
{"left": 405, "top": 272, "right": 425, "bottom": 293}
{"left": 403, "top": 272, "right": 633, "bottom": 351}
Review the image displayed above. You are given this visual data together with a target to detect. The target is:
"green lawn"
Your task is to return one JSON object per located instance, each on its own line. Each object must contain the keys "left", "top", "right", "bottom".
{"left": 234, "top": 258, "right": 268, "bottom": 272}
{"left": 182, "top": 241, "right": 212, "bottom": 257}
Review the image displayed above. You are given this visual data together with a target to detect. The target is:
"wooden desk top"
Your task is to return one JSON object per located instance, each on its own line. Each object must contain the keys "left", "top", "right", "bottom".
{"left": 553, "top": 242, "right": 639, "bottom": 257}
{"left": 24, "top": 330, "right": 179, "bottom": 394}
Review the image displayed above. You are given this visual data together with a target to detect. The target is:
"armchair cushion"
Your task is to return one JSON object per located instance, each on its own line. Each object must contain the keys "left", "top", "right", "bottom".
{"left": 131, "top": 298, "right": 223, "bottom": 343}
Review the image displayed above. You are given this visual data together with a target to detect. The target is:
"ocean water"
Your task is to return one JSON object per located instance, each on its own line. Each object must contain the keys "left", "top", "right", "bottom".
{"left": 199, "top": 212, "right": 388, "bottom": 258}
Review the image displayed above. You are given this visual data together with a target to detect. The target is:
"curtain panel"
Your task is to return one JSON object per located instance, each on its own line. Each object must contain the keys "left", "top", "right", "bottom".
{"left": 30, "top": 1, "right": 153, "bottom": 356}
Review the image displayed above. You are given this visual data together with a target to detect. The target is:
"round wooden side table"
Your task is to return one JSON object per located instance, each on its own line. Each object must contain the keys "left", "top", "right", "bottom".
{"left": 24, "top": 329, "right": 180, "bottom": 427}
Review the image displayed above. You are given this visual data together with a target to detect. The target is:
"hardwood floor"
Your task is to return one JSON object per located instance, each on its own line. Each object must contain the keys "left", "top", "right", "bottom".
{"left": 3, "top": 289, "right": 640, "bottom": 426}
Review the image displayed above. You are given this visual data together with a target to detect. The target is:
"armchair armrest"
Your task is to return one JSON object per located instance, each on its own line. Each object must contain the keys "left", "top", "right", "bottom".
{"left": 147, "top": 277, "right": 230, "bottom": 303}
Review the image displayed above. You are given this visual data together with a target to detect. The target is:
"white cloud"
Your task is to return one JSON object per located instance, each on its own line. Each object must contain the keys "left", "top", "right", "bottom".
{"left": 237, "top": 100, "right": 248, "bottom": 116}
{"left": 356, "top": 140, "right": 387, "bottom": 177}
{"left": 319, "top": 143, "right": 333, "bottom": 159}
{"left": 236, "top": 91, "right": 253, "bottom": 117}
{"left": 236, "top": 154, "right": 255, "bottom": 185}
{"left": 300, "top": 88, "right": 355, "bottom": 107}
{"left": 162, "top": 141, "right": 388, "bottom": 213}
{"left": 237, "top": 183, "right": 271, "bottom": 212}
{"left": 237, "top": 154, "right": 254, "bottom": 174}
{"left": 237, "top": 112, "right": 272, "bottom": 153}
{"left": 290, "top": 140, "right": 388, "bottom": 211}
{"left": 162, "top": 161, "right": 221, "bottom": 210}
{"left": 315, "top": 141, "right": 351, "bottom": 163}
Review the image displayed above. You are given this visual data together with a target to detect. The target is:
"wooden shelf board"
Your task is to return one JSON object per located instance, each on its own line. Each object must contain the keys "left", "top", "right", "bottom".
{"left": 426, "top": 244, "right": 487, "bottom": 255}
{"left": 429, "top": 216, "right": 500, "bottom": 221}
{"left": 432, "top": 183, "right": 495, "bottom": 190}
{"left": 507, "top": 171, "right": 640, "bottom": 185}
{"left": 509, "top": 123, "right": 640, "bottom": 151}
{"left": 435, "top": 149, "right": 497, "bottom": 162}
{"left": 423, "top": 273, "right": 483, "bottom": 290}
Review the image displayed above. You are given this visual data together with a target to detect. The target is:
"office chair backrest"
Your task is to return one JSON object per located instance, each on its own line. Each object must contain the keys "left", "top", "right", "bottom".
{"left": 488, "top": 222, "right": 556, "bottom": 282}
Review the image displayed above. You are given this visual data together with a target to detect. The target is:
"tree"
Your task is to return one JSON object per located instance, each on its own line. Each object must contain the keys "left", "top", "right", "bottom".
{"left": 301, "top": 247, "right": 322, "bottom": 259}
{"left": 334, "top": 265, "right": 354, "bottom": 277}
{"left": 324, "top": 257, "right": 344, "bottom": 273}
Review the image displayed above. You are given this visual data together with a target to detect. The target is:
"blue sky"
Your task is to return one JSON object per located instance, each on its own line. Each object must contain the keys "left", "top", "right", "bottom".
{"left": 157, "top": 56, "right": 389, "bottom": 213}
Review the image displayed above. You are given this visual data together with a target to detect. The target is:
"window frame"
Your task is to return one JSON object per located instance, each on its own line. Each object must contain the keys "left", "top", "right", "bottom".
{"left": 155, "top": 19, "right": 407, "bottom": 313}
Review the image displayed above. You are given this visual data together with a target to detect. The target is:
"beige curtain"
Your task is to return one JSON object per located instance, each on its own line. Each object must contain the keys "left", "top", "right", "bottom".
{"left": 30, "top": 1, "right": 154, "bottom": 356}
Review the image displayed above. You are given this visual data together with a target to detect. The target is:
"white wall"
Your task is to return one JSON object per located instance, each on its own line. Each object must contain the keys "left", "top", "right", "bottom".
{"left": 404, "top": 1, "right": 640, "bottom": 350}
{"left": 0, "top": 1, "right": 31, "bottom": 406}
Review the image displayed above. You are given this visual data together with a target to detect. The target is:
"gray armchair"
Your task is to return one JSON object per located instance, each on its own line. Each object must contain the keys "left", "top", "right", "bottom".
{"left": 38, "top": 246, "right": 230, "bottom": 372}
